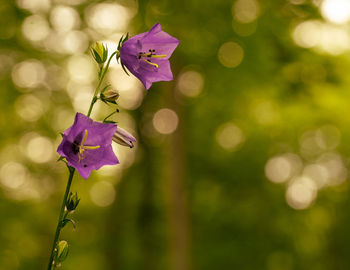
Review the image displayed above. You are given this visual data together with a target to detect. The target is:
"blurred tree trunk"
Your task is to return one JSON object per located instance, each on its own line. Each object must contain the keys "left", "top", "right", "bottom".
{"left": 105, "top": 0, "right": 191, "bottom": 267}
{"left": 104, "top": 176, "right": 127, "bottom": 270}
{"left": 104, "top": 84, "right": 191, "bottom": 270}
{"left": 164, "top": 85, "right": 191, "bottom": 270}
{"left": 136, "top": 141, "right": 158, "bottom": 270}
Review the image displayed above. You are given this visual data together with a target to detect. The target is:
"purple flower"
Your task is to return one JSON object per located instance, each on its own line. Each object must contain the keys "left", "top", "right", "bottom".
{"left": 57, "top": 113, "right": 119, "bottom": 179}
{"left": 120, "top": 23, "right": 179, "bottom": 90}
{"left": 112, "top": 126, "right": 137, "bottom": 148}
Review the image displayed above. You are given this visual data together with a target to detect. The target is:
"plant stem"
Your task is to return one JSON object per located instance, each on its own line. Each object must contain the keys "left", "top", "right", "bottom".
{"left": 103, "top": 110, "right": 118, "bottom": 123}
{"left": 47, "top": 50, "right": 118, "bottom": 269}
{"left": 87, "top": 51, "right": 118, "bottom": 117}
{"left": 47, "top": 167, "right": 75, "bottom": 270}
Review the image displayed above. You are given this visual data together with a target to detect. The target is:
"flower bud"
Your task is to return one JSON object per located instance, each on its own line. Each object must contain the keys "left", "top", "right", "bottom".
{"left": 100, "top": 89, "right": 119, "bottom": 104}
{"left": 91, "top": 42, "right": 108, "bottom": 64}
{"left": 66, "top": 192, "right": 80, "bottom": 212}
{"left": 113, "top": 126, "right": 136, "bottom": 148}
{"left": 56, "top": 240, "right": 69, "bottom": 263}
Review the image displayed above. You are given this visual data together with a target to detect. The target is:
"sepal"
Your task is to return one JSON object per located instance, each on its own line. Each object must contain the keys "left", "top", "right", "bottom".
{"left": 66, "top": 192, "right": 80, "bottom": 212}
{"left": 121, "top": 62, "right": 129, "bottom": 76}
{"left": 91, "top": 42, "right": 108, "bottom": 64}
{"left": 117, "top": 33, "right": 129, "bottom": 51}
{"left": 57, "top": 156, "right": 67, "bottom": 164}
{"left": 56, "top": 240, "right": 69, "bottom": 263}
{"left": 117, "top": 33, "right": 129, "bottom": 66}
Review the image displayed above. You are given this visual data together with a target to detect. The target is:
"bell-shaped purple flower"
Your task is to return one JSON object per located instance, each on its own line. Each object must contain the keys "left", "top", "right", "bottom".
{"left": 57, "top": 113, "right": 119, "bottom": 179}
{"left": 120, "top": 23, "right": 180, "bottom": 90}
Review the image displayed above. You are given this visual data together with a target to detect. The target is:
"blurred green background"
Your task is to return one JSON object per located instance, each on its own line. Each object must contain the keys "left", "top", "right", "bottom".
{"left": 2, "top": 0, "right": 350, "bottom": 269}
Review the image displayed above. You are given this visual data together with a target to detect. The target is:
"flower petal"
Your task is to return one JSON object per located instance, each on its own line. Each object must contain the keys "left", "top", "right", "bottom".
{"left": 140, "top": 59, "right": 173, "bottom": 80}
{"left": 141, "top": 36, "right": 179, "bottom": 60}
{"left": 57, "top": 113, "right": 119, "bottom": 179}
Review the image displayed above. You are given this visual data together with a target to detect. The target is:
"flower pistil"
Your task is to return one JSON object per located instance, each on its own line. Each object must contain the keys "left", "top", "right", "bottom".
{"left": 73, "top": 130, "right": 100, "bottom": 163}
{"left": 138, "top": 49, "right": 167, "bottom": 68}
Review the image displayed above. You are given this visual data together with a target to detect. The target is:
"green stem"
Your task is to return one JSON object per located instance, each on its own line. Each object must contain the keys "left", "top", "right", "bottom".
{"left": 47, "top": 167, "right": 75, "bottom": 270}
{"left": 103, "top": 110, "right": 118, "bottom": 123}
{"left": 47, "top": 50, "right": 118, "bottom": 270}
{"left": 87, "top": 51, "right": 118, "bottom": 117}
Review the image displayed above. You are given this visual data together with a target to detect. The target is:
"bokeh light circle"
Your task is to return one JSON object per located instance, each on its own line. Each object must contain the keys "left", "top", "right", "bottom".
{"left": 26, "top": 136, "right": 54, "bottom": 163}
{"left": 90, "top": 181, "right": 116, "bottom": 207}
{"left": 321, "top": 0, "right": 350, "bottom": 24}
{"left": 152, "top": 108, "right": 179, "bottom": 135}
{"left": 177, "top": 70, "right": 204, "bottom": 97}
{"left": 286, "top": 176, "right": 317, "bottom": 210}
{"left": 215, "top": 122, "right": 245, "bottom": 151}
{"left": 218, "top": 42, "right": 244, "bottom": 68}
{"left": 12, "top": 59, "right": 46, "bottom": 89}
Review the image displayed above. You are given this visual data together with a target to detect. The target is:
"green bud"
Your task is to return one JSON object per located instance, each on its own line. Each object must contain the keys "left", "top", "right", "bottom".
{"left": 66, "top": 192, "right": 80, "bottom": 212}
{"left": 100, "top": 89, "right": 119, "bottom": 104}
{"left": 91, "top": 42, "right": 108, "bottom": 64}
{"left": 56, "top": 240, "right": 69, "bottom": 263}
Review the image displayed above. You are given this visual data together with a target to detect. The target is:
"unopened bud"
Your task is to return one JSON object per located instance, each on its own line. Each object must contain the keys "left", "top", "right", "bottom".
{"left": 56, "top": 240, "right": 69, "bottom": 263}
{"left": 100, "top": 89, "right": 119, "bottom": 103}
{"left": 113, "top": 126, "right": 136, "bottom": 148}
{"left": 66, "top": 192, "right": 80, "bottom": 212}
{"left": 91, "top": 42, "right": 108, "bottom": 64}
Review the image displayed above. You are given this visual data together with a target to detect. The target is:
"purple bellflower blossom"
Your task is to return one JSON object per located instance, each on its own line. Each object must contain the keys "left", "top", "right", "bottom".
{"left": 57, "top": 113, "right": 119, "bottom": 179}
{"left": 120, "top": 23, "right": 179, "bottom": 90}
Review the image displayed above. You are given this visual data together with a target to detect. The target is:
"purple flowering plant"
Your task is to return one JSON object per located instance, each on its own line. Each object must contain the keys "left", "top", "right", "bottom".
{"left": 118, "top": 23, "right": 180, "bottom": 90}
{"left": 57, "top": 113, "right": 119, "bottom": 179}
{"left": 47, "top": 23, "right": 178, "bottom": 270}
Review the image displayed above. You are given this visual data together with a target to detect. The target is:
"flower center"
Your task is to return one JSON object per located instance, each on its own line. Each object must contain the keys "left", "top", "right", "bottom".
{"left": 73, "top": 129, "right": 100, "bottom": 163}
{"left": 138, "top": 49, "right": 167, "bottom": 68}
